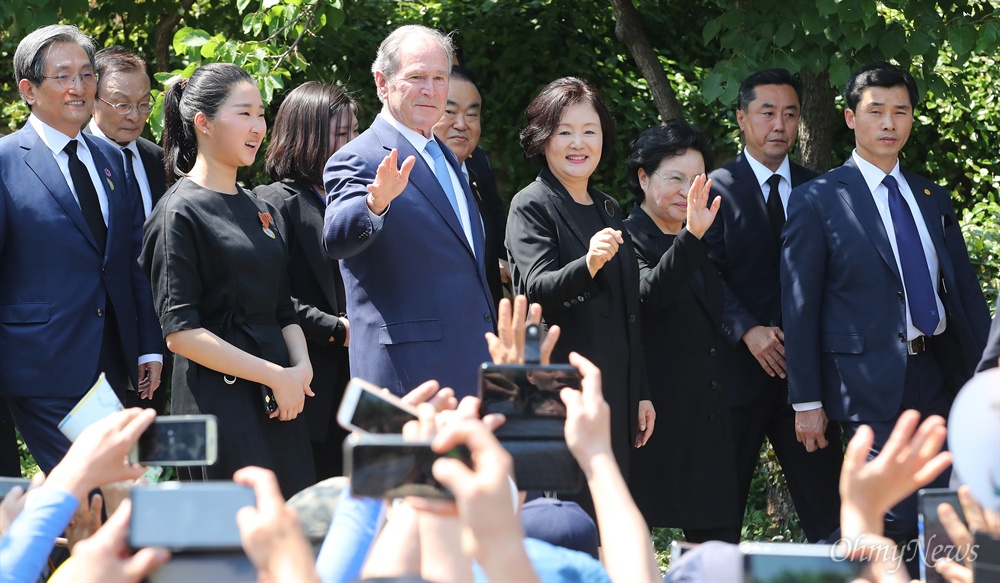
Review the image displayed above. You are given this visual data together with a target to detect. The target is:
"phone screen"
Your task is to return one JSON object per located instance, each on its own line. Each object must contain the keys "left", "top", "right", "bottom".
{"left": 351, "top": 388, "right": 418, "bottom": 433}
{"left": 919, "top": 488, "right": 965, "bottom": 583}
{"left": 134, "top": 416, "right": 215, "bottom": 465}
{"left": 478, "top": 363, "right": 581, "bottom": 420}
{"left": 349, "top": 439, "right": 470, "bottom": 499}
{"left": 129, "top": 482, "right": 255, "bottom": 550}
{"left": 0, "top": 477, "right": 32, "bottom": 500}
{"left": 745, "top": 552, "right": 861, "bottom": 582}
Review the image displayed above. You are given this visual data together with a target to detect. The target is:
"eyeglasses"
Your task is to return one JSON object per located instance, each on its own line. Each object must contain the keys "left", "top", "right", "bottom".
{"left": 651, "top": 169, "right": 692, "bottom": 188}
{"left": 41, "top": 72, "right": 98, "bottom": 88}
{"left": 98, "top": 97, "right": 153, "bottom": 115}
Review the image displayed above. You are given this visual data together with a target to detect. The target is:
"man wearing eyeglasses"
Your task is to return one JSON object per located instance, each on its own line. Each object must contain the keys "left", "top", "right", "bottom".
{"left": 703, "top": 69, "right": 842, "bottom": 543}
{"left": 87, "top": 47, "right": 166, "bottom": 218}
{"left": 0, "top": 24, "right": 162, "bottom": 472}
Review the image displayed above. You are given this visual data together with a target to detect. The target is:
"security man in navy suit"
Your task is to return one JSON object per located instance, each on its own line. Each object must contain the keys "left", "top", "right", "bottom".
{"left": 781, "top": 61, "right": 990, "bottom": 548}
{"left": 0, "top": 25, "right": 162, "bottom": 472}
{"left": 705, "top": 69, "right": 842, "bottom": 542}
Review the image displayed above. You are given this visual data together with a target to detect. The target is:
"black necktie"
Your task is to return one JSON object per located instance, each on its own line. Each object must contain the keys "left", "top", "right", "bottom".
{"left": 765, "top": 174, "right": 785, "bottom": 240}
{"left": 64, "top": 140, "right": 107, "bottom": 250}
{"left": 122, "top": 148, "right": 141, "bottom": 195}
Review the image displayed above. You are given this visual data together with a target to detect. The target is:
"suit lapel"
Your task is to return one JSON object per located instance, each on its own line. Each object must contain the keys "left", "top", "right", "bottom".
{"left": 538, "top": 168, "right": 592, "bottom": 250}
{"left": 289, "top": 180, "right": 342, "bottom": 311}
{"left": 904, "top": 170, "right": 955, "bottom": 287}
{"left": 84, "top": 134, "right": 124, "bottom": 258}
{"left": 837, "top": 158, "right": 901, "bottom": 282}
{"left": 734, "top": 154, "right": 777, "bottom": 251}
{"left": 137, "top": 138, "right": 167, "bottom": 203}
{"left": 20, "top": 127, "right": 101, "bottom": 252}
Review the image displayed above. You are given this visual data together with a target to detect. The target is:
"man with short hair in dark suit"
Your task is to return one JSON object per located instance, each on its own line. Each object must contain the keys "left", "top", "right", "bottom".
{"left": 705, "top": 68, "right": 842, "bottom": 542}
{"left": 0, "top": 25, "right": 162, "bottom": 472}
{"left": 781, "top": 61, "right": 990, "bottom": 549}
{"left": 323, "top": 25, "right": 495, "bottom": 397}
{"left": 88, "top": 46, "right": 168, "bottom": 411}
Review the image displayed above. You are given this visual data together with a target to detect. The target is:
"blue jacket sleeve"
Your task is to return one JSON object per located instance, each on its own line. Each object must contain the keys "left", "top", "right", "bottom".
{"left": 315, "top": 487, "right": 385, "bottom": 583}
{"left": 0, "top": 487, "right": 78, "bottom": 583}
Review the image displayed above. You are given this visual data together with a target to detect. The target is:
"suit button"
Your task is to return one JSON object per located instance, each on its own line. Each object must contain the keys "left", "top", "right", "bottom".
{"left": 484, "top": 313, "right": 492, "bottom": 322}
{"left": 710, "top": 381, "right": 718, "bottom": 389}
{"left": 564, "top": 301, "right": 571, "bottom": 307}
{"left": 102, "top": 267, "right": 108, "bottom": 274}
{"left": 96, "top": 308, "right": 104, "bottom": 317}
{"left": 897, "top": 291, "right": 904, "bottom": 300}
{"left": 577, "top": 295, "right": 585, "bottom": 302}
{"left": 584, "top": 292, "right": 591, "bottom": 299}
{"left": 629, "top": 314, "right": 636, "bottom": 323}
{"left": 709, "top": 348, "right": 716, "bottom": 357}
{"left": 898, "top": 332, "right": 906, "bottom": 342}
{"left": 708, "top": 413, "right": 716, "bottom": 422}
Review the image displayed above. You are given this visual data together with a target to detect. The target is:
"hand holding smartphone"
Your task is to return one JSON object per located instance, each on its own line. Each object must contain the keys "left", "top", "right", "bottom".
{"left": 129, "top": 415, "right": 218, "bottom": 466}
{"left": 336, "top": 378, "right": 418, "bottom": 434}
{"left": 344, "top": 433, "right": 471, "bottom": 499}
{"left": 129, "top": 481, "right": 255, "bottom": 551}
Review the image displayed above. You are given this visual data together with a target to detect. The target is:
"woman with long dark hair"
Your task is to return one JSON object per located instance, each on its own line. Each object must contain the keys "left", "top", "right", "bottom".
{"left": 141, "top": 63, "right": 314, "bottom": 496}
{"left": 254, "top": 81, "right": 359, "bottom": 480}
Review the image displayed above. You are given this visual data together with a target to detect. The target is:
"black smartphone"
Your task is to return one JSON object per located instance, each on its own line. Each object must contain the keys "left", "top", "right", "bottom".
{"left": 0, "top": 476, "right": 32, "bottom": 500}
{"left": 262, "top": 385, "right": 278, "bottom": 414}
{"left": 129, "top": 482, "right": 255, "bottom": 551}
{"left": 741, "top": 542, "right": 861, "bottom": 582}
{"left": 129, "top": 415, "right": 218, "bottom": 466}
{"left": 344, "top": 434, "right": 471, "bottom": 499}
{"left": 336, "top": 377, "right": 419, "bottom": 434}
{"left": 918, "top": 488, "right": 966, "bottom": 583}
{"left": 478, "top": 363, "right": 583, "bottom": 493}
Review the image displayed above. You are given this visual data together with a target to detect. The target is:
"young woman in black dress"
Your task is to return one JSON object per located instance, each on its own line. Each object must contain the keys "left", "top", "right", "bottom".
{"left": 141, "top": 63, "right": 315, "bottom": 496}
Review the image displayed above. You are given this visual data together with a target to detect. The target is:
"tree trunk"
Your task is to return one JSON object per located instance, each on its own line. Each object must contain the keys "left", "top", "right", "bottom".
{"left": 608, "top": 0, "right": 684, "bottom": 121}
{"left": 152, "top": 3, "right": 195, "bottom": 74}
{"left": 794, "top": 70, "right": 836, "bottom": 173}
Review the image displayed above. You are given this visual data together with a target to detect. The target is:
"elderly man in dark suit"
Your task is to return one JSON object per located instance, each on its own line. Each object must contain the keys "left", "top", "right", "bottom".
{"left": 0, "top": 25, "right": 162, "bottom": 472}
{"left": 323, "top": 25, "right": 495, "bottom": 397}
{"left": 704, "top": 69, "right": 842, "bottom": 542}
{"left": 781, "top": 61, "right": 990, "bottom": 546}
{"left": 88, "top": 46, "right": 168, "bottom": 411}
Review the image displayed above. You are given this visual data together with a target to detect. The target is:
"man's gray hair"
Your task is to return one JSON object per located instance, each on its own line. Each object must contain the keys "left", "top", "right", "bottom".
{"left": 14, "top": 24, "right": 96, "bottom": 87}
{"left": 371, "top": 24, "right": 454, "bottom": 101}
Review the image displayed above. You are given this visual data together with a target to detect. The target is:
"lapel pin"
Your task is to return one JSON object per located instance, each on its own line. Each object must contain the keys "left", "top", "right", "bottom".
{"left": 924, "top": 189, "right": 931, "bottom": 195}
{"left": 604, "top": 199, "right": 615, "bottom": 217}
{"left": 105, "top": 177, "right": 114, "bottom": 191}
{"left": 104, "top": 168, "right": 112, "bottom": 177}
{"left": 259, "top": 211, "right": 275, "bottom": 239}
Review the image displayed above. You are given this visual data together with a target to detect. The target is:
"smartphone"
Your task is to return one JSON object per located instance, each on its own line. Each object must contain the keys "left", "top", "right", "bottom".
{"left": 337, "top": 377, "right": 419, "bottom": 434}
{"left": 129, "top": 481, "right": 255, "bottom": 551}
{"left": 344, "top": 433, "right": 471, "bottom": 499}
{"left": 0, "top": 476, "right": 32, "bottom": 500}
{"left": 741, "top": 542, "right": 861, "bottom": 582}
{"left": 918, "top": 488, "right": 965, "bottom": 583}
{"left": 129, "top": 415, "right": 218, "bottom": 466}
{"left": 478, "top": 363, "right": 583, "bottom": 493}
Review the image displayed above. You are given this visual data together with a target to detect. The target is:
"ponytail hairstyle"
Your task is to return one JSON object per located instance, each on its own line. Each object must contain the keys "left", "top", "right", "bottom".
{"left": 162, "top": 63, "right": 255, "bottom": 186}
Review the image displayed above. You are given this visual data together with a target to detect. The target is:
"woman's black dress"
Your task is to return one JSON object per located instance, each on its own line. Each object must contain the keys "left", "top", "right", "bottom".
{"left": 623, "top": 205, "right": 740, "bottom": 532}
{"left": 141, "top": 177, "right": 314, "bottom": 497}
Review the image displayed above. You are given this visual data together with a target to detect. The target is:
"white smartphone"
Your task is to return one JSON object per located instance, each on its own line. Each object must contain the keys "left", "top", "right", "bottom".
{"left": 336, "top": 377, "right": 418, "bottom": 434}
{"left": 129, "top": 414, "right": 218, "bottom": 466}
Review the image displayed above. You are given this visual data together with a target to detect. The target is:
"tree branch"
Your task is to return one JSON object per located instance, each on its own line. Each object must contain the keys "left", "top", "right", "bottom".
{"left": 608, "top": 0, "right": 684, "bottom": 121}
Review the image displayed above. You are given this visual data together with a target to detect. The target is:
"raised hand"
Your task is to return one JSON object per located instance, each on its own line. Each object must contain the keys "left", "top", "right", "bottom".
{"left": 366, "top": 149, "right": 416, "bottom": 214}
{"left": 684, "top": 174, "right": 720, "bottom": 239}
{"left": 585, "top": 228, "right": 624, "bottom": 278}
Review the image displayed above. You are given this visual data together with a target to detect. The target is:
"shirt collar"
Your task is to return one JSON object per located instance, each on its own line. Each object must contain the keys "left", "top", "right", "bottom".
{"left": 743, "top": 149, "right": 792, "bottom": 190}
{"left": 851, "top": 149, "right": 902, "bottom": 194}
{"left": 379, "top": 107, "right": 437, "bottom": 153}
{"left": 87, "top": 118, "right": 138, "bottom": 156}
{"left": 28, "top": 114, "right": 86, "bottom": 158}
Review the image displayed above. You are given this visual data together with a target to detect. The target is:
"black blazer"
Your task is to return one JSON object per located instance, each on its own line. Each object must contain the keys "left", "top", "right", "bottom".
{"left": 979, "top": 298, "right": 1000, "bottom": 372}
{"left": 506, "top": 167, "right": 647, "bottom": 476}
{"left": 254, "top": 179, "right": 349, "bottom": 441}
{"left": 467, "top": 147, "right": 509, "bottom": 310}
{"left": 136, "top": 136, "right": 166, "bottom": 207}
{"left": 704, "top": 153, "right": 817, "bottom": 406}
{"left": 624, "top": 206, "right": 739, "bottom": 529}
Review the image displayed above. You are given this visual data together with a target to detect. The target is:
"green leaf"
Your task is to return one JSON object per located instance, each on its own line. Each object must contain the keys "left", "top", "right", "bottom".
{"left": 702, "top": 16, "right": 721, "bottom": 45}
{"left": 879, "top": 23, "right": 905, "bottom": 58}
{"left": 949, "top": 26, "right": 977, "bottom": 56}
{"left": 237, "top": 0, "right": 254, "bottom": 13}
{"left": 907, "top": 30, "right": 932, "bottom": 58}
{"left": 263, "top": 0, "right": 282, "bottom": 8}
{"left": 702, "top": 70, "right": 725, "bottom": 103}
{"left": 774, "top": 23, "right": 795, "bottom": 48}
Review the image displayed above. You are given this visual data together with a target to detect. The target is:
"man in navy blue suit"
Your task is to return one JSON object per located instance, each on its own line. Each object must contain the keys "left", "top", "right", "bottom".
{"left": 323, "top": 25, "right": 495, "bottom": 397}
{"left": 782, "top": 61, "right": 990, "bottom": 545}
{"left": 0, "top": 25, "right": 162, "bottom": 472}
{"left": 705, "top": 69, "right": 842, "bottom": 542}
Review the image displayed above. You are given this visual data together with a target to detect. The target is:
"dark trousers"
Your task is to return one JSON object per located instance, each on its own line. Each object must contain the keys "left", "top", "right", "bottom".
{"left": 841, "top": 349, "right": 952, "bottom": 543}
{"left": 730, "top": 378, "right": 843, "bottom": 542}
{"left": 0, "top": 400, "right": 21, "bottom": 476}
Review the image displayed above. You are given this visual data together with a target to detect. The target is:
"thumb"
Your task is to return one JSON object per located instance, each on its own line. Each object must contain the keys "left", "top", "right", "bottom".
{"left": 123, "top": 547, "right": 171, "bottom": 581}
